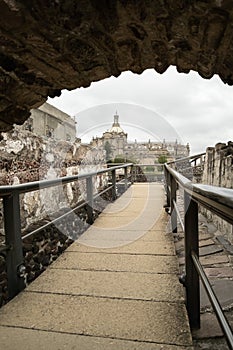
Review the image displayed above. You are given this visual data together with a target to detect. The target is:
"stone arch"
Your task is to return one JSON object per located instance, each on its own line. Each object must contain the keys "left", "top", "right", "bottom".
{"left": 1, "top": 0, "right": 233, "bottom": 131}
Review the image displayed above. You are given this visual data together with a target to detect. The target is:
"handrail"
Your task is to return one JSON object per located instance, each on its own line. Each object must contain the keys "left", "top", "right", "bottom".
{"left": 0, "top": 163, "right": 133, "bottom": 301}
{"left": 21, "top": 200, "right": 86, "bottom": 241}
{"left": 166, "top": 152, "right": 206, "bottom": 165}
{"left": 0, "top": 163, "right": 133, "bottom": 196}
{"left": 191, "top": 184, "right": 233, "bottom": 225}
{"left": 165, "top": 164, "right": 233, "bottom": 225}
{"left": 192, "top": 252, "right": 233, "bottom": 349}
{"left": 164, "top": 155, "right": 233, "bottom": 349}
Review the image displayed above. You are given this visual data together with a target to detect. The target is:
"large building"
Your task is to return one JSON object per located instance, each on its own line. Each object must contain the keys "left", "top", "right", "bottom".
{"left": 23, "top": 102, "right": 76, "bottom": 142}
{"left": 90, "top": 112, "right": 190, "bottom": 164}
{"left": 91, "top": 112, "right": 127, "bottom": 161}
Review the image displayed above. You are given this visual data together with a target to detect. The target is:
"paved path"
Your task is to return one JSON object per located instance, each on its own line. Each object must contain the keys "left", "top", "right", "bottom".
{"left": 0, "top": 183, "right": 193, "bottom": 349}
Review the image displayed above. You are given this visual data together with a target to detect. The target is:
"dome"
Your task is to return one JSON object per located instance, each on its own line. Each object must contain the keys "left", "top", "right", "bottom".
{"left": 109, "top": 112, "right": 126, "bottom": 134}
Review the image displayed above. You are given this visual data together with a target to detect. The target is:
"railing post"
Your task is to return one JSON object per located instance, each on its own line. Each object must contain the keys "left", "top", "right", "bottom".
{"left": 184, "top": 190, "right": 200, "bottom": 329}
{"left": 130, "top": 164, "right": 134, "bottom": 184}
{"left": 86, "top": 176, "right": 94, "bottom": 224}
{"left": 135, "top": 165, "right": 138, "bottom": 182}
{"left": 170, "top": 175, "right": 177, "bottom": 233}
{"left": 124, "top": 166, "right": 128, "bottom": 190}
{"left": 111, "top": 169, "right": 116, "bottom": 200}
{"left": 3, "top": 191, "right": 25, "bottom": 300}
{"left": 164, "top": 166, "right": 170, "bottom": 210}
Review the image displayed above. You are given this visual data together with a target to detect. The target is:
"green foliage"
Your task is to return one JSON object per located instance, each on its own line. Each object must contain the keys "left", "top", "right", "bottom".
{"left": 107, "top": 156, "right": 136, "bottom": 164}
{"left": 158, "top": 155, "right": 167, "bottom": 164}
{"left": 113, "top": 157, "right": 125, "bottom": 163}
{"left": 145, "top": 166, "right": 154, "bottom": 172}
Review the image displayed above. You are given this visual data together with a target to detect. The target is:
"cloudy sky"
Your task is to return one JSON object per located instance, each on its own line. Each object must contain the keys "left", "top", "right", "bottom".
{"left": 48, "top": 66, "right": 233, "bottom": 154}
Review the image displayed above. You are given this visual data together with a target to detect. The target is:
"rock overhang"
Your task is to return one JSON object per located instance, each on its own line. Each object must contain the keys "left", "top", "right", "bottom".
{"left": 1, "top": 0, "right": 233, "bottom": 131}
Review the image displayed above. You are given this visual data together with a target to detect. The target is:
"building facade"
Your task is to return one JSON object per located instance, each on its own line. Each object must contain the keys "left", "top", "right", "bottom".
{"left": 23, "top": 102, "right": 76, "bottom": 142}
{"left": 90, "top": 112, "right": 190, "bottom": 164}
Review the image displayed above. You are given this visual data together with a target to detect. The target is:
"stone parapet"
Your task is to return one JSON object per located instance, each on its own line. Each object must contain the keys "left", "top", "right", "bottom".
{"left": 202, "top": 141, "right": 233, "bottom": 188}
{"left": 201, "top": 141, "right": 233, "bottom": 243}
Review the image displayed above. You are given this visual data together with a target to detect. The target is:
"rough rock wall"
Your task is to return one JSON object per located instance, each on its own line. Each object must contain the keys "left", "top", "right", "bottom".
{"left": 0, "top": 126, "right": 83, "bottom": 185}
{"left": 0, "top": 126, "right": 80, "bottom": 229}
{"left": 202, "top": 141, "right": 233, "bottom": 188}
{"left": 0, "top": 127, "right": 109, "bottom": 306}
{"left": 0, "top": 126, "right": 107, "bottom": 230}
{"left": 201, "top": 141, "right": 233, "bottom": 243}
{"left": 1, "top": 0, "right": 233, "bottom": 130}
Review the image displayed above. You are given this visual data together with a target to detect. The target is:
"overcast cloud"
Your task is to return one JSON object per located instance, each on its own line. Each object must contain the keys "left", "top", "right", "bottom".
{"left": 48, "top": 66, "right": 233, "bottom": 154}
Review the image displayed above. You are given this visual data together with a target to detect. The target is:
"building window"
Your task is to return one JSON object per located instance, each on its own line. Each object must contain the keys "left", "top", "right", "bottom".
{"left": 46, "top": 126, "right": 54, "bottom": 138}
{"left": 24, "top": 117, "right": 33, "bottom": 132}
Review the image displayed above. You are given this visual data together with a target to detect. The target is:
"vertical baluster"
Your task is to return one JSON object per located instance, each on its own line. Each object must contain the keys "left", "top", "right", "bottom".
{"left": 184, "top": 190, "right": 200, "bottom": 329}
{"left": 164, "top": 166, "right": 170, "bottom": 210}
{"left": 86, "top": 176, "right": 94, "bottom": 224}
{"left": 124, "top": 167, "right": 128, "bottom": 190}
{"left": 111, "top": 169, "right": 116, "bottom": 200}
{"left": 170, "top": 175, "right": 177, "bottom": 233}
{"left": 3, "top": 191, "right": 25, "bottom": 299}
{"left": 130, "top": 164, "right": 134, "bottom": 184}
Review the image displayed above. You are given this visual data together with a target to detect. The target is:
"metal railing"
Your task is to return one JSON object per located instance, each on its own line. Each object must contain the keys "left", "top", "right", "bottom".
{"left": 132, "top": 163, "right": 164, "bottom": 182}
{"left": 107, "top": 163, "right": 164, "bottom": 183}
{"left": 0, "top": 163, "right": 133, "bottom": 301}
{"left": 164, "top": 154, "right": 233, "bottom": 349}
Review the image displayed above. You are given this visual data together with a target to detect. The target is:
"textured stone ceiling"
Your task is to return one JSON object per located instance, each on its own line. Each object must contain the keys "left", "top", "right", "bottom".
{"left": 1, "top": 0, "right": 233, "bottom": 131}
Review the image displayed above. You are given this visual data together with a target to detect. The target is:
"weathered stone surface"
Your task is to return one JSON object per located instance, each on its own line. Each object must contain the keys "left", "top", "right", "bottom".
{"left": 192, "top": 313, "right": 224, "bottom": 339}
{"left": 201, "top": 142, "right": 233, "bottom": 244}
{"left": 0, "top": 326, "right": 194, "bottom": 350}
{"left": 199, "top": 238, "right": 215, "bottom": 247}
{"left": 201, "top": 279, "right": 233, "bottom": 309}
{"left": 204, "top": 266, "right": 233, "bottom": 278}
{"left": 200, "top": 254, "right": 229, "bottom": 266}
{"left": 1, "top": 1, "right": 233, "bottom": 130}
{"left": 0, "top": 293, "right": 192, "bottom": 346}
{"left": 199, "top": 245, "right": 223, "bottom": 256}
{"left": 51, "top": 250, "right": 179, "bottom": 273}
{"left": 27, "top": 269, "right": 185, "bottom": 302}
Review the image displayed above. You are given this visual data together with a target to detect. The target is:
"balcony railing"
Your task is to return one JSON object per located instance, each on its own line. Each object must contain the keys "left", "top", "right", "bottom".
{"left": 164, "top": 154, "right": 233, "bottom": 349}
{"left": 0, "top": 163, "right": 133, "bottom": 301}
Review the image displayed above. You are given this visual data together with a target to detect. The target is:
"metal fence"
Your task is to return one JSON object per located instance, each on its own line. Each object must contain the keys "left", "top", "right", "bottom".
{"left": 107, "top": 163, "right": 164, "bottom": 182}
{"left": 0, "top": 163, "right": 133, "bottom": 301}
{"left": 164, "top": 154, "right": 233, "bottom": 349}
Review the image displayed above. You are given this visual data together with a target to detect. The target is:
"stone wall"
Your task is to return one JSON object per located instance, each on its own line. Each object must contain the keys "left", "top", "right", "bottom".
{"left": 0, "top": 126, "right": 110, "bottom": 306}
{"left": 0, "top": 126, "right": 81, "bottom": 185}
{"left": 0, "top": 125, "right": 108, "bottom": 229}
{"left": 201, "top": 141, "right": 233, "bottom": 243}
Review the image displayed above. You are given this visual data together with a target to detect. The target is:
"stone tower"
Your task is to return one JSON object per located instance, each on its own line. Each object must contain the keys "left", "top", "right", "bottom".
{"left": 102, "top": 112, "right": 127, "bottom": 160}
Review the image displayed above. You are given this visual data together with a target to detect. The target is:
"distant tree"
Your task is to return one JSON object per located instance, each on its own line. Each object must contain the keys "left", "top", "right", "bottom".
{"left": 145, "top": 166, "right": 154, "bottom": 172}
{"left": 113, "top": 156, "right": 136, "bottom": 164}
{"left": 157, "top": 155, "right": 167, "bottom": 172}
{"left": 113, "top": 156, "right": 125, "bottom": 163}
{"left": 158, "top": 155, "right": 167, "bottom": 164}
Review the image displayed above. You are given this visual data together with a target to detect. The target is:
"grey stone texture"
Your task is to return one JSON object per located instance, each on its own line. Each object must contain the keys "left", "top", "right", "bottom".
{"left": 1, "top": 1, "right": 233, "bottom": 130}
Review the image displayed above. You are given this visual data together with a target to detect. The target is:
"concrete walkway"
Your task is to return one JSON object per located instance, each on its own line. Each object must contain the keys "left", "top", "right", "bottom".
{"left": 0, "top": 183, "right": 193, "bottom": 349}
